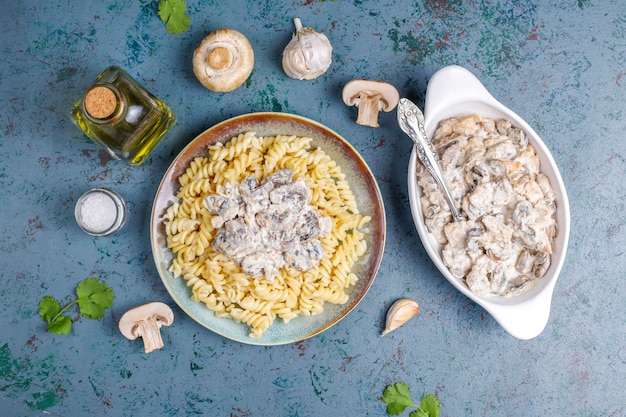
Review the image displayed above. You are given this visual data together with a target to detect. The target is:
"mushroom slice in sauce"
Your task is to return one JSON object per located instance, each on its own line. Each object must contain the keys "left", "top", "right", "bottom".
{"left": 269, "top": 179, "right": 311, "bottom": 210}
{"left": 420, "top": 114, "right": 558, "bottom": 297}
{"left": 206, "top": 169, "right": 332, "bottom": 282}
{"left": 284, "top": 240, "right": 324, "bottom": 271}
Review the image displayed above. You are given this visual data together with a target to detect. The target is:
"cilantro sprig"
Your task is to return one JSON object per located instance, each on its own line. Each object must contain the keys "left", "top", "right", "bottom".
{"left": 38, "top": 277, "right": 114, "bottom": 335}
{"left": 158, "top": 0, "right": 191, "bottom": 34}
{"left": 382, "top": 382, "right": 441, "bottom": 417}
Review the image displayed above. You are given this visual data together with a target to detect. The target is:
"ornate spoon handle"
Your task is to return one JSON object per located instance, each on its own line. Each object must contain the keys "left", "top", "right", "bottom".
{"left": 397, "top": 98, "right": 463, "bottom": 222}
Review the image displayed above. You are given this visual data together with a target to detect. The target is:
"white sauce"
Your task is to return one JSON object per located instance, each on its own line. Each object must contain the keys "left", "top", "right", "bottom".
{"left": 418, "top": 115, "right": 558, "bottom": 297}
{"left": 204, "top": 169, "right": 332, "bottom": 281}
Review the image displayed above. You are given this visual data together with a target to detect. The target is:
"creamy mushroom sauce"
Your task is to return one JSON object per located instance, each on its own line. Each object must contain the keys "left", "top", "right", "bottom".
{"left": 204, "top": 169, "right": 332, "bottom": 281}
{"left": 417, "top": 115, "right": 558, "bottom": 297}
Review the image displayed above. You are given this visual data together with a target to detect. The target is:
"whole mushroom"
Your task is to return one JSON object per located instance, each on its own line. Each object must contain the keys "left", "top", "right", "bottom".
{"left": 119, "top": 302, "right": 174, "bottom": 353}
{"left": 193, "top": 28, "right": 254, "bottom": 92}
{"left": 342, "top": 79, "right": 400, "bottom": 128}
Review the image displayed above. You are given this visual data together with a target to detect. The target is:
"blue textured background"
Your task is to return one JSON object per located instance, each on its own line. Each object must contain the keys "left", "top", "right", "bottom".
{"left": 1, "top": 0, "right": 625, "bottom": 416}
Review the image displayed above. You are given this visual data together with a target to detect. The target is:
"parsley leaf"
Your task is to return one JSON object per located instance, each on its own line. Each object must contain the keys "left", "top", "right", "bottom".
{"left": 76, "top": 277, "right": 115, "bottom": 319}
{"left": 382, "top": 382, "right": 417, "bottom": 415}
{"left": 158, "top": 0, "right": 191, "bottom": 34}
{"left": 382, "top": 382, "right": 441, "bottom": 417}
{"left": 38, "top": 296, "right": 60, "bottom": 322}
{"left": 419, "top": 394, "right": 442, "bottom": 417}
{"left": 38, "top": 277, "right": 114, "bottom": 335}
{"left": 47, "top": 315, "right": 72, "bottom": 335}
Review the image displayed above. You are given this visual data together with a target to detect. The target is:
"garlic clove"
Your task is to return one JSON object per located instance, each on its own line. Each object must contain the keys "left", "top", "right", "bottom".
{"left": 381, "top": 298, "right": 420, "bottom": 336}
{"left": 282, "top": 18, "right": 332, "bottom": 80}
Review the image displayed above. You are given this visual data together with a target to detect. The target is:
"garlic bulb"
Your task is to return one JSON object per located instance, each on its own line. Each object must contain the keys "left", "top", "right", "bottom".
{"left": 282, "top": 18, "right": 332, "bottom": 80}
{"left": 381, "top": 298, "right": 420, "bottom": 336}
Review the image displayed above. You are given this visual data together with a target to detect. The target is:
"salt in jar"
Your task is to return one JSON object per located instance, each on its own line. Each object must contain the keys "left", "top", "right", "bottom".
{"left": 75, "top": 188, "right": 127, "bottom": 236}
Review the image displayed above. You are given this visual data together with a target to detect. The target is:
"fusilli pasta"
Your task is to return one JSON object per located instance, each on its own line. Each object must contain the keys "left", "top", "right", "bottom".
{"left": 164, "top": 132, "right": 371, "bottom": 338}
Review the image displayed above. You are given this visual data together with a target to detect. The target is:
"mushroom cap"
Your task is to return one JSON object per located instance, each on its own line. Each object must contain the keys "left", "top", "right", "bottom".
{"left": 118, "top": 302, "right": 174, "bottom": 340}
{"left": 341, "top": 79, "right": 400, "bottom": 111}
{"left": 193, "top": 28, "right": 254, "bottom": 92}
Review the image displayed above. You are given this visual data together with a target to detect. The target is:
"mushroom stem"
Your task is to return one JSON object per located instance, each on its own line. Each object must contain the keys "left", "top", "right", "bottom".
{"left": 119, "top": 302, "right": 174, "bottom": 354}
{"left": 137, "top": 318, "right": 166, "bottom": 353}
{"left": 207, "top": 46, "right": 233, "bottom": 71}
{"left": 342, "top": 79, "right": 400, "bottom": 128}
{"left": 355, "top": 92, "right": 385, "bottom": 128}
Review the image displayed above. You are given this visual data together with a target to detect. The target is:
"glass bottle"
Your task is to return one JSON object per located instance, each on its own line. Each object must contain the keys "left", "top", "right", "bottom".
{"left": 70, "top": 66, "right": 176, "bottom": 166}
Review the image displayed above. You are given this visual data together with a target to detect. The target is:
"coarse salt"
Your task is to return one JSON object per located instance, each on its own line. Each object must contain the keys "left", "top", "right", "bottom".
{"left": 80, "top": 192, "right": 117, "bottom": 231}
{"left": 75, "top": 188, "right": 127, "bottom": 236}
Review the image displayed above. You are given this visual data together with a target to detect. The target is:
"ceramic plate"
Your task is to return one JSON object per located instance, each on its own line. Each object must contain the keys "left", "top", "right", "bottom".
{"left": 151, "top": 112, "right": 386, "bottom": 345}
{"left": 407, "top": 66, "right": 571, "bottom": 340}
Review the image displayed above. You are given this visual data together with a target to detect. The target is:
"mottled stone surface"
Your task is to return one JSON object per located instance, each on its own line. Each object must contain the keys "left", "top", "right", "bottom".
{"left": 1, "top": 0, "right": 624, "bottom": 416}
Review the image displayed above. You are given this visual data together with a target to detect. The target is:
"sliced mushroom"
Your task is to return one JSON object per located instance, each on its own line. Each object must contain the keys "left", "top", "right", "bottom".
{"left": 119, "top": 302, "right": 174, "bottom": 353}
{"left": 342, "top": 79, "right": 400, "bottom": 128}
{"left": 193, "top": 28, "right": 254, "bottom": 92}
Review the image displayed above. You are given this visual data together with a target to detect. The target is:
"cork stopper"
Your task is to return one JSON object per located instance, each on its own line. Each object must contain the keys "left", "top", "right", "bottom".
{"left": 207, "top": 46, "right": 233, "bottom": 71}
{"left": 84, "top": 86, "right": 118, "bottom": 119}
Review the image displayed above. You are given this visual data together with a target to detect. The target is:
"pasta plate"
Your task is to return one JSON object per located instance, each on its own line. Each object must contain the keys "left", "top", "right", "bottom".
{"left": 151, "top": 112, "right": 385, "bottom": 345}
{"left": 407, "top": 66, "right": 570, "bottom": 340}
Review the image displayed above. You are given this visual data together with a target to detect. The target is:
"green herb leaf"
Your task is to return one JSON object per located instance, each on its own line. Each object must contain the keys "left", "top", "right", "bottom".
{"left": 38, "top": 277, "right": 114, "bottom": 335}
{"left": 38, "top": 296, "right": 60, "bottom": 322}
{"left": 47, "top": 315, "right": 72, "bottom": 335}
{"left": 76, "top": 277, "right": 115, "bottom": 319}
{"left": 419, "top": 394, "right": 441, "bottom": 417}
{"left": 382, "top": 382, "right": 417, "bottom": 415}
{"left": 158, "top": 0, "right": 191, "bottom": 34}
{"left": 382, "top": 382, "right": 442, "bottom": 417}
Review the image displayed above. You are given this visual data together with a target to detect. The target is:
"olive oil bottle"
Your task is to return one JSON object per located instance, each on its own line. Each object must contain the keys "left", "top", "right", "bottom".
{"left": 71, "top": 66, "right": 176, "bottom": 166}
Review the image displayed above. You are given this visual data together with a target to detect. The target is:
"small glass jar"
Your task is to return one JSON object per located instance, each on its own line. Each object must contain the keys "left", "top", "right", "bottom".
{"left": 70, "top": 66, "right": 176, "bottom": 166}
{"left": 75, "top": 188, "right": 127, "bottom": 236}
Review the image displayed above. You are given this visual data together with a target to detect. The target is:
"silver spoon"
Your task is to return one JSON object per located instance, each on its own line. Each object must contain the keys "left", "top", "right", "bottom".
{"left": 397, "top": 98, "right": 463, "bottom": 222}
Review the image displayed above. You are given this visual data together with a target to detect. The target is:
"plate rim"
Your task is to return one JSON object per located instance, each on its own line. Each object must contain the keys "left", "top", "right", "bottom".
{"left": 150, "top": 111, "right": 386, "bottom": 345}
